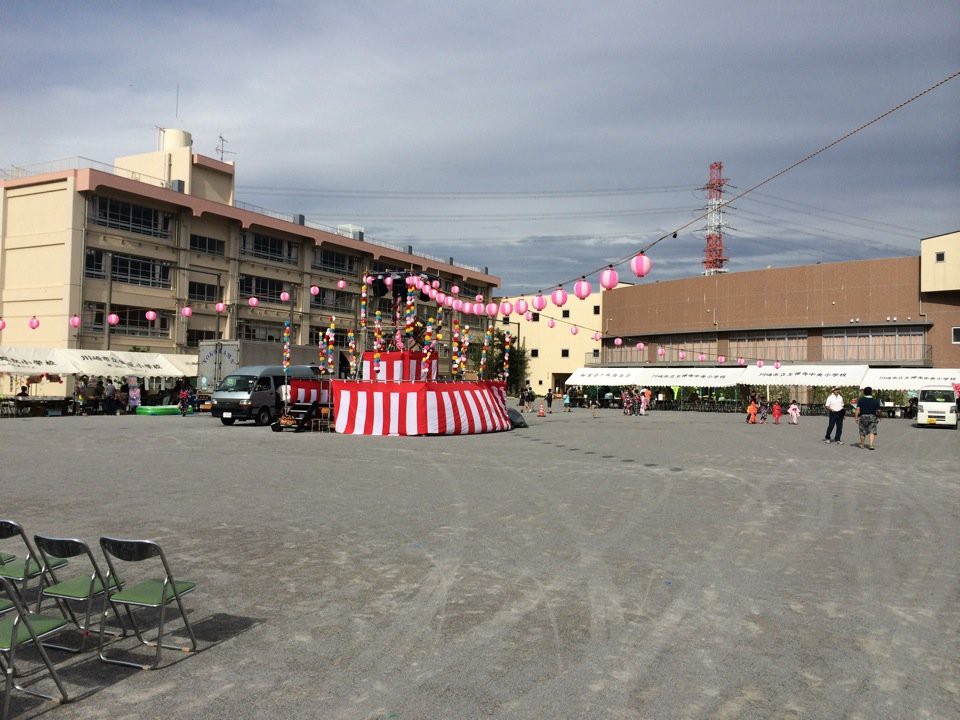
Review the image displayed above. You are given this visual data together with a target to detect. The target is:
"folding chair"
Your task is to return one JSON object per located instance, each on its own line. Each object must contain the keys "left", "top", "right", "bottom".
{"left": 0, "top": 576, "right": 70, "bottom": 720}
{"left": 33, "top": 536, "right": 128, "bottom": 653}
{"left": 0, "top": 521, "right": 68, "bottom": 603}
{"left": 98, "top": 537, "right": 198, "bottom": 669}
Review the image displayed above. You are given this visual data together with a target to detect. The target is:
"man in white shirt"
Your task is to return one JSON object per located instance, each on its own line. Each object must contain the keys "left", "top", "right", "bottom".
{"left": 824, "top": 386, "right": 846, "bottom": 444}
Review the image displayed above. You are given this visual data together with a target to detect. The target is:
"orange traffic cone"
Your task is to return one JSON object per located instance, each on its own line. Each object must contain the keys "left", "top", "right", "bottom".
{"left": 538, "top": 402, "right": 546, "bottom": 417}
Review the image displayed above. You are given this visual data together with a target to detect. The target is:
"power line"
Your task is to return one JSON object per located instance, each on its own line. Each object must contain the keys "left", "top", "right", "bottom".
{"left": 541, "top": 68, "right": 960, "bottom": 293}
{"left": 237, "top": 184, "right": 699, "bottom": 200}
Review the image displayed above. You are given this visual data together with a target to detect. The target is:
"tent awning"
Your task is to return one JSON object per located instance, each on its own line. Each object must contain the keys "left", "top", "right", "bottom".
{"left": 639, "top": 367, "right": 746, "bottom": 387}
{"left": 737, "top": 364, "right": 869, "bottom": 387}
{"left": 0, "top": 346, "right": 80, "bottom": 375}
{"left": 565, "top": 367, "right": 647, "bottom": 386}
{"left": 860, "top": 367, "right": 960, "bottom": 391}
{"left": 161, "top": 353, "right": 199, "bottom": 377}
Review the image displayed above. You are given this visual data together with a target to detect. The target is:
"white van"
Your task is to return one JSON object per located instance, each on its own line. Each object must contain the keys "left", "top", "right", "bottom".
{"left": 210, "top": 365, "right": 317, "bottom": 426}
{"left": 916, "top": 385, "right": 958, "bottom": 428}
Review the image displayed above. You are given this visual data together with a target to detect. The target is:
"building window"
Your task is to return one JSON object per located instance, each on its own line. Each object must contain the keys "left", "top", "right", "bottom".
{"left": 238, "top": 321, "right": 292, "bottom": 343}
{"left": 188, "top": 281, "right": 220, "bottom": 302}
{"left": 241, "top": 232, "right": 299, "bottom": 265}
{"left": 561, "top": 349, "right": 569, "bottom": 358}
{"left": 84, "top": 303, "right": 169, "bottom": 338}
{"left": 532, "top": 313, "right": 540, "bottom": 322}
{"left": 310, "top": 288, "right": 356, "bottom": 314}
{"left": 89, "top": 196, "right": 171, "bottom": 239}
{"left": 530, "top": 349, "right": 539, "bottom": 358}
{"left": 84, "top": 250, "right": 172, "bottom": 289}
{"left": 592, "top": 349, "right": 599, "bottom": 358}
{"left": 953, "top": 327, "right": 960, "bottom": 344}
{"left": 593, "top": 305, "right": 600, "bottom": 315}
{"left": 313, "top": 248, "right": 360, "bottom": 276}
{"left": 187, "top": 329, "right": 217, "bottom": 347}
{"left": 239, "top": 274, "right": 286, "bottom": 303}
{"left": 822, "top": 327, "right": 925, "bottom": 362}
{"left": 190, "top": 234, "right": 226, "bottom": 255}
{"left": 936, "top": 251, "right": 945, "bottom": 262}
{"left": 562, "top": 309, "right": 570, "bottom": 318}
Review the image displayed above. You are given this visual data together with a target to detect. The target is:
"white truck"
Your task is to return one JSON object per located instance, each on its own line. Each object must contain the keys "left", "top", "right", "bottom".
{"left": 197, "top": 340, "right": 329, "bottom": 398}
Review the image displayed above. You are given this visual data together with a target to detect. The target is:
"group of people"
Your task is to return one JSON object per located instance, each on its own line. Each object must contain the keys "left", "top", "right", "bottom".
{"left": 824, "top": 385, "right": 881, "bottom": 449}
{"left": 745, "top": 397, "right": 801, "bottom": 425}
{"left": 74, "top": 376, "right": 124, "bottom": 415}
{"left": 620, "top": 387, "right": 652, "bottom": 416}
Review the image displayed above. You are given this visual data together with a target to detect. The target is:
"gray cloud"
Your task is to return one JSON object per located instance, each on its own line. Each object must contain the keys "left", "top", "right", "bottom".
{"left": 2, "top": 1, "right": 957, "bottom": 294}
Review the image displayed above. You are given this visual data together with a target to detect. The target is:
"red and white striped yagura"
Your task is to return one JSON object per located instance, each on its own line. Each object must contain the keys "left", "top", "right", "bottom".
{"left": 332, "top": 380, "right": 510, "bottom": 436}
{"left": 361, "top": 350, "right": 437, "bottom": 381}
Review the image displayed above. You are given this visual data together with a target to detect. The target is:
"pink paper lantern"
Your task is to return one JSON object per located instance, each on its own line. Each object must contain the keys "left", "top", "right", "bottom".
{"left": 450, "top": 285, "right": 460, "bottom": 295}
{"left": 215, "top": 302, "right": 226, "bottom": 314}
{"left": 630, "top": 252, "right": 652, "bottom": 278}
{"left": 69, "top": 315, "right": 82, "bottom": 329}
{"left": 718, "top": 355, "right": 726, "bottom": 364}
{"left": 406, "top": 275, "right": 417, "bottom": 286}
{"left": 181, "top": 307, "right": 193, "bottom": 318}
{"left": 499, "top": 301, "right": 513, "bottom": 316}
{"left": 737, "top": 357, "right": 745, "bottom": 365}
{"left": 515, "top": 298, "right": 528, "bottom": 315}
{"left": 614, "top": 337, "right": 623, "bottom": 347}
{"left": 280, "top": 291, "right": 291, "bottom": 303}
{"left": 0, "top": 318, "right": 5, "bottom": 331}
{"left": 532, "top": 293, "right": 547, "bottom": 311}
{"left": 366, "top": 275, "right": 374, "bottom": 285}
{"left": 145, "top": 310, "right": 158, "bottom": 322}
{"left": 415, "top": 278, "right": 425, "bottom": 290}
{"left": 636, "top": 342, "right": 645, "bottom": 351}
{"left": 453, "top": 299, "right": 463, "bottom": 311}
{"left": 570, "top": 326, "right": 578, "bottom": 335}
{"left": 472, "top": 302, "right": 484, "bottom": 315}
{"left": 107, "top": 313, "right": 120, "bottom": 326}
{"left": 436, "top": 292, "right": 446, "bottom": 304}
{"left": 600, "top": 265, "right": 619, "bottom": 290}
{"left": 678, "top": 350, "right": 686, "bottom": 360}
{"left": 475, "top": 294, "right": 484, "bottom": 302}
{"left": 592, "top": 332, "right": 601, "bottom": 341}
{"left": 774, "top": 361, "right": 781, "bottom": 369}
{"left": 551, "top": 287, "right": 567, "bottom": 307}
{"left": 28, "top": 316, "right": 40, "bottom": 330}
{"left": 547, "top": 318, "right": 556, "bottom": 328}
{"left": 310, "top": 285, "right": 320, "bottom": 296}
{"left": 524, "top": 311, "right": 532, "bottom": 321}
{"left": 248, "top": 297, "right": 260, "bottom": 307}
{"left": 573, "top": 277, "right": 591, "bottom": 300}
{"left": 756, "top": 359, "right": 764, "bottom": 368}
{"left": 485, "top": 303, "right": 498, "bottom": 317}
{"left": 337, "top": 279, "right": 347, "bottom": 290}
{"left": 384, "top": 276, "right": 393, "bottom": 288}
{"left": 444, "top": 296, "right": 454, "bottom": 308}
{"left": 698, "top": 353, "right": 706, "bottom": 361}
{"left": 431, "top": 280, "right": 440, "bottom": 289}
{"left": 657, "top": 347, "right": 665, "bottom": 357}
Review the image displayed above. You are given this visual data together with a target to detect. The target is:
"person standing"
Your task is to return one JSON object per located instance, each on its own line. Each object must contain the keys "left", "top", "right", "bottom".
{"left": 544, "top": 387, "right": 554, "bottom": 414}
{"left": 788, "top": 399, "right": 800, "bottom": 425}
{"left": 854, "top": 386, "right": 881, "bottom": 450}
{"left": 824, "top": 386, "right": 845, "bottom": 444}
{"left": 746, "top": 397, "right": 758, "bottom": 424}
{"left": 771, "top": 399, "right": 783, "bottom": 424}
{"left": 103, "top": 377, "right": 116, "bottom": 415}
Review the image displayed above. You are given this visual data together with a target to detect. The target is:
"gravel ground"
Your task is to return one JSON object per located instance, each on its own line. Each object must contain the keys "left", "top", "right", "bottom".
{"left": 2, "top": 407, "right": 958, "bottom": 719}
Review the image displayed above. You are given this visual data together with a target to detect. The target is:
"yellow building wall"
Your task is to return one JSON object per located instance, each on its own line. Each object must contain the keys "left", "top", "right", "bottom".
{"left": 0, "top": 180, "right": 77, "bottom": 347}
{"left": 920, "top": 231, "right": 960, "bottom": 292}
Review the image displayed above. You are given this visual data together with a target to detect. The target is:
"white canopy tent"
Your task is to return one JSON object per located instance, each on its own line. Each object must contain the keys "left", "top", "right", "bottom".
{"left": 737, "top": 364, "right": 870, "bottom": 387}
{"left": 639, "top": 367, "right": 746, "bottom": 387}
{"left": 565, "top": 367, "right": 648, "bottom": 386}
{"left": 860, "top": 367, "right": 960, "bottom": 391}
{"left": 0, "top": 346, "right": 80, "bottom": 375}
{"left": 161, "top": 353, "right": 199, "bottom": 377}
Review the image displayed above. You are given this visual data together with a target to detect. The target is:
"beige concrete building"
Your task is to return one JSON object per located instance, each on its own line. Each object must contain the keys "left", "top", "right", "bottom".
{"left": 0, "top": 130, "right": 499, "bottom": 363}
{"left": 500, "top": 288, "right": 611, "bottom": 394}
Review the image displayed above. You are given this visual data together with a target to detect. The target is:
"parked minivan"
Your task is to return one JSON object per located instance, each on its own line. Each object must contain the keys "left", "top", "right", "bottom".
{"left": 210, "top": 365, "right": 318, "bottom": 426}
{"left": 916, "top": 385, "right": 958, "bottom": 428}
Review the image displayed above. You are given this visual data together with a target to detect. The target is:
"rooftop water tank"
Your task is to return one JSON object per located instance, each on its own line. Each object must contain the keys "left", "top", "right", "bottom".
{"left": 160, "top": 128, "right": 193, "bottom": 151}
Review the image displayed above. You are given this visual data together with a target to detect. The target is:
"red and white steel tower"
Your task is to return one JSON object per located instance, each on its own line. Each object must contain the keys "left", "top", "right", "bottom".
{"left": 702, "top": 161, "right": 728, "bottom": 275}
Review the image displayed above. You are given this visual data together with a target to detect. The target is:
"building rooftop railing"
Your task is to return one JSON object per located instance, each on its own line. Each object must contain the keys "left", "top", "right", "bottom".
{"left": 3, "top": 157, "right": 484, "bottom": 276}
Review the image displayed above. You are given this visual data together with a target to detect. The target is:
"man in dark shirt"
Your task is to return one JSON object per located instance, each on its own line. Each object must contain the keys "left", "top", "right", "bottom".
{"left": 854, "top": 386, "right": 881, "bottom": 450}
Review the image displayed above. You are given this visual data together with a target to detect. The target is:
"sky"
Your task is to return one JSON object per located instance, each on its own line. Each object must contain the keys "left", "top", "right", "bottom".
{"left": 2, "top": 1, "right": 958, "bottom": 295}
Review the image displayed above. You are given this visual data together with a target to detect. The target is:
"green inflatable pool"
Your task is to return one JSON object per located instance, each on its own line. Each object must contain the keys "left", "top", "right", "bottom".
{"left": 136, "top": 406, "right": 194, "bottom": 416}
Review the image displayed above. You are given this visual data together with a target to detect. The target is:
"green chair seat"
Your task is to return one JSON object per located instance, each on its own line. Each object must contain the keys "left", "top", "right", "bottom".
{"left": 0, "top": 613, "right": 70, "bottom": 651}
{"left": 112, "top": 579, "right": 196, "bottom": 607}
{"left": 0, "top": 598, "right": 12, "bottom": 615}
{"left": 0, "top": 552, "right": 14, "bottom": 564}
{"left": 42, "top": 574, "right": 122, "bottom": 601}
{"left": 0, "top": 555, "right": 68, "bottom": 582}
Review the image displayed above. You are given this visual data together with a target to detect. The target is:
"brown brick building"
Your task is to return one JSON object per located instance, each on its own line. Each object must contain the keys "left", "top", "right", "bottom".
{"left": 600, "top": 232, "right": 960, "bottom": 370}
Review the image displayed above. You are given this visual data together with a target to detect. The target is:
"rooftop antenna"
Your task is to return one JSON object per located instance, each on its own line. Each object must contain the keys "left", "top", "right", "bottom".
{"left": 216, "top": 134, "right": 236, "bottom": 162}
